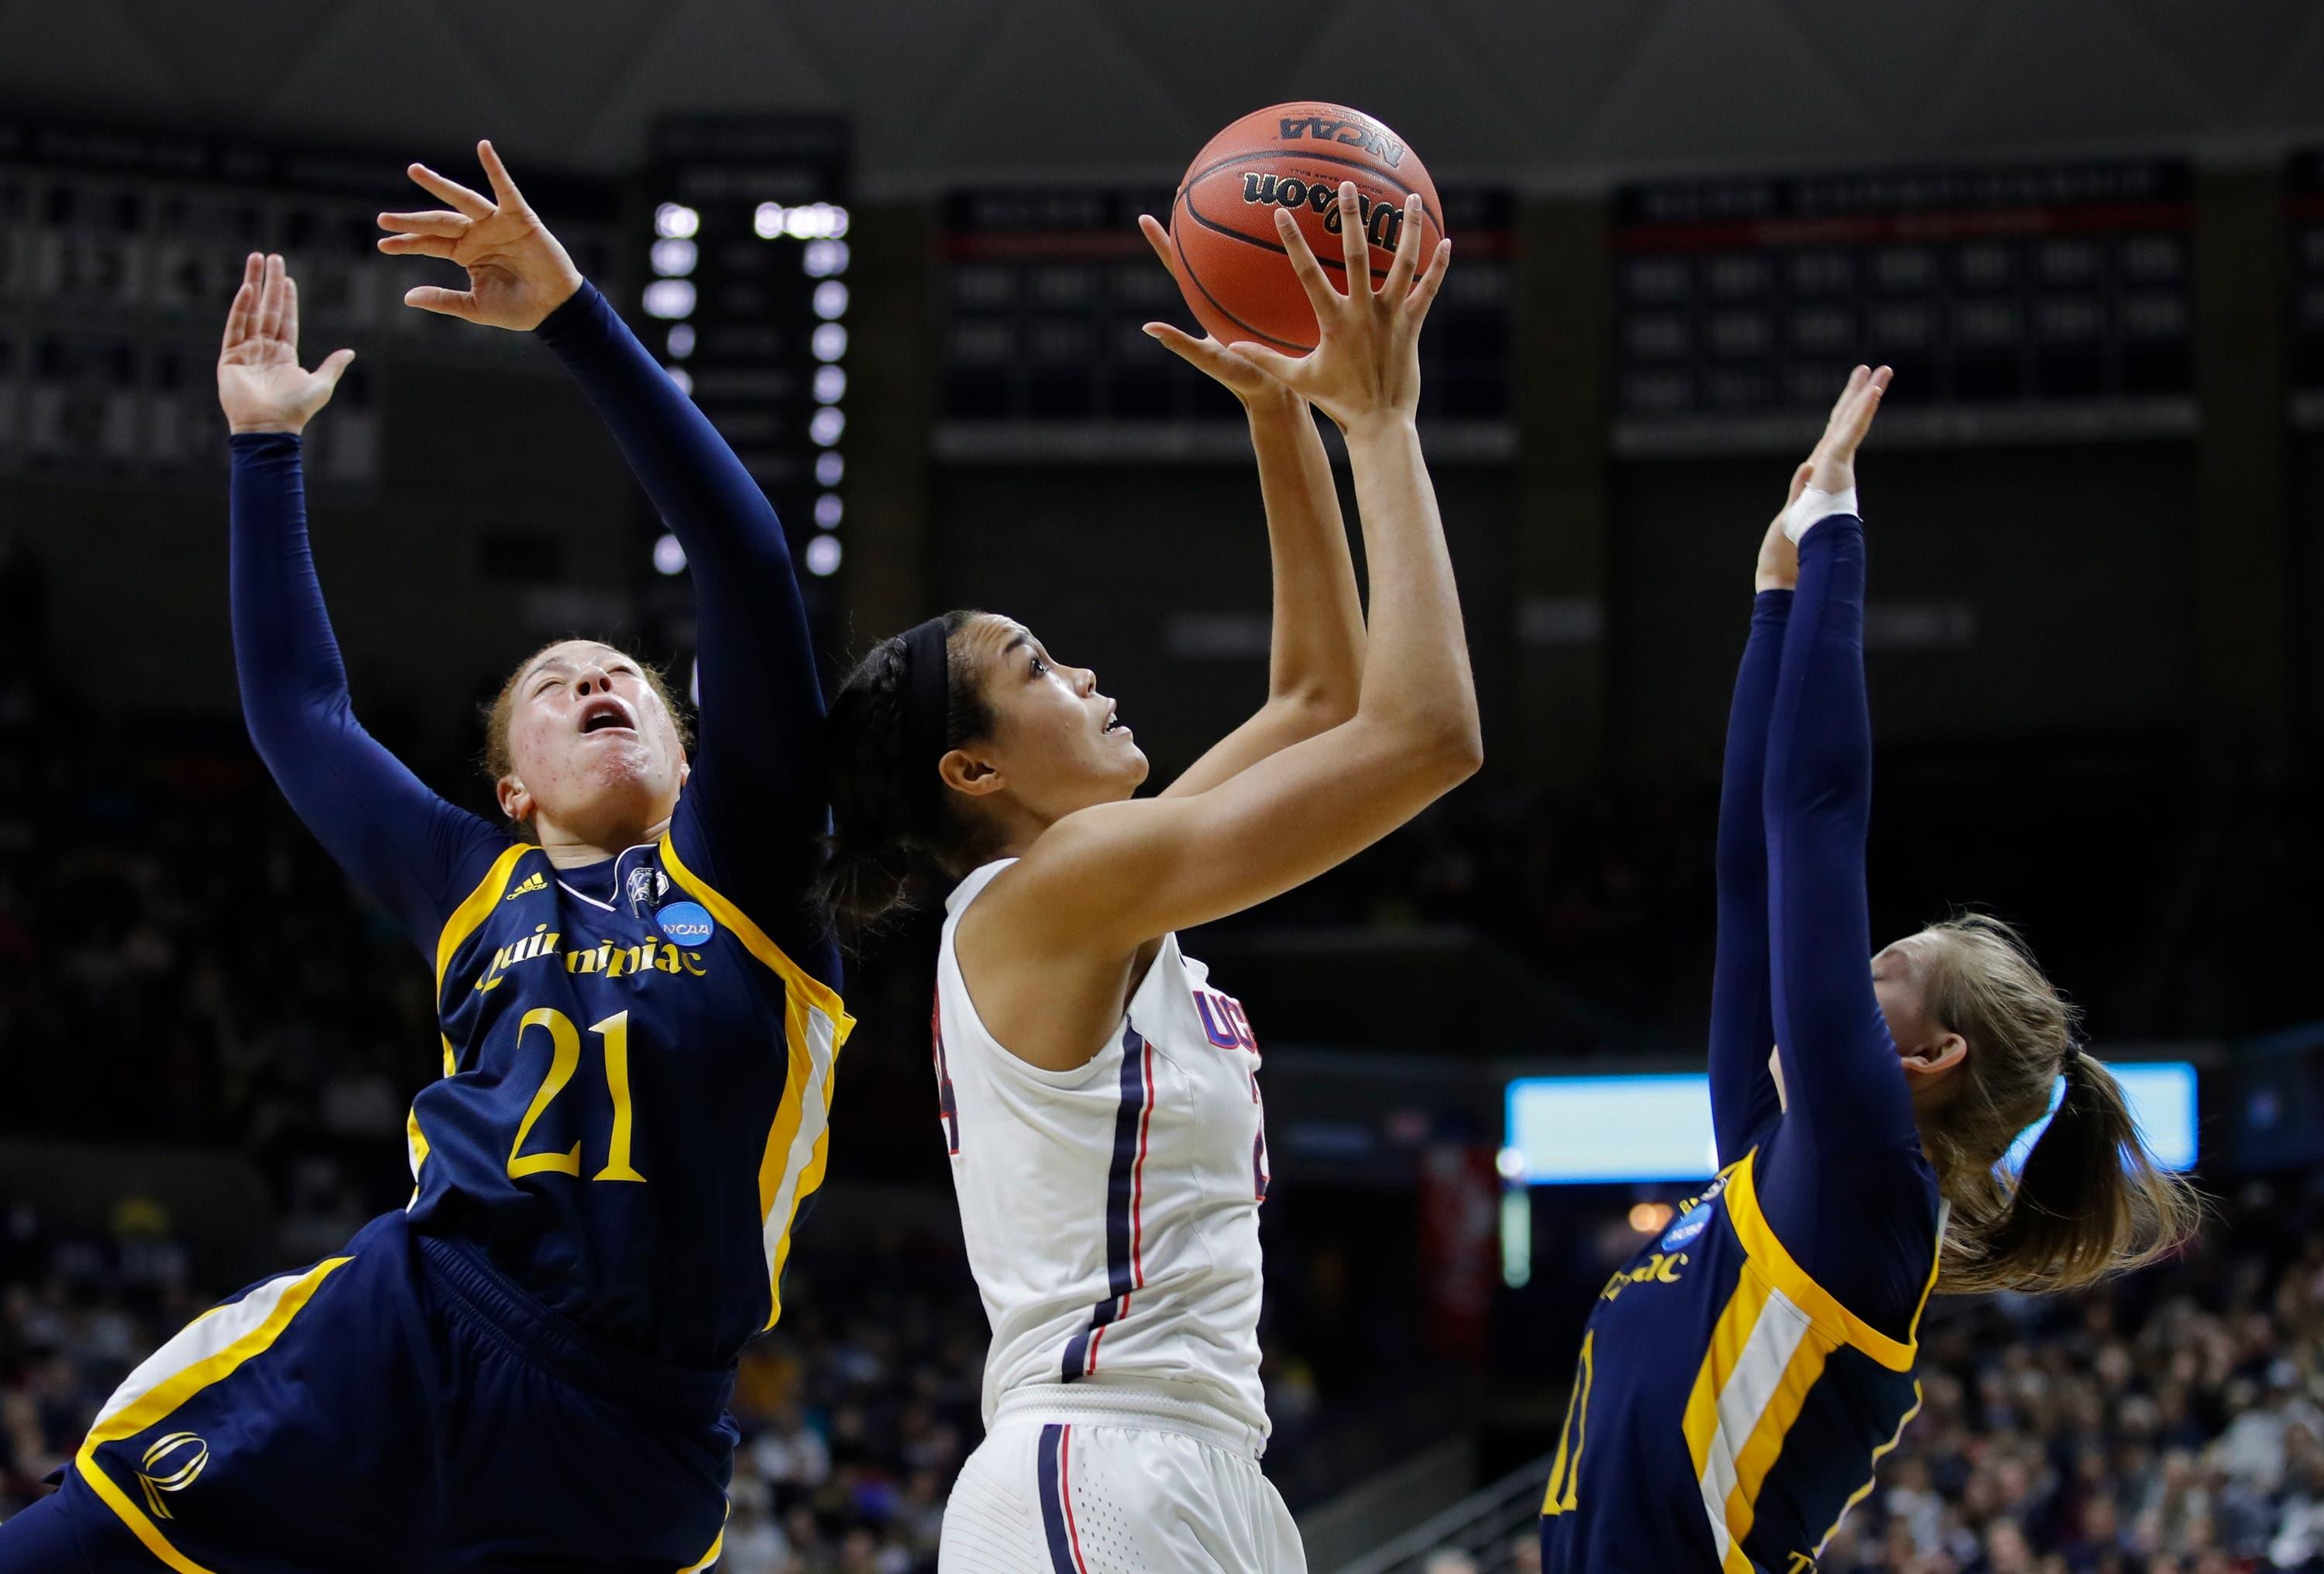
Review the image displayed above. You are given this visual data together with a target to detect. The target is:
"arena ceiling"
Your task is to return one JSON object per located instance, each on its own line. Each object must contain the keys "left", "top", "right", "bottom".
{"left": 4, "top": 0, "right": 2323, "bottom": 190}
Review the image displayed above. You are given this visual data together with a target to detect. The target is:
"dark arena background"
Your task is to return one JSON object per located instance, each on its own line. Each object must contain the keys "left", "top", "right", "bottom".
{"left": 5, "top": 5, "right": 2324, "bottom": 1572}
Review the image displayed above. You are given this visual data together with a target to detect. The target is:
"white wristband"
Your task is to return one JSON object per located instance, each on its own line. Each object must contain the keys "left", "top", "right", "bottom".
{"left": 1783, "top": 484, "right": 1859, "bottom": 544}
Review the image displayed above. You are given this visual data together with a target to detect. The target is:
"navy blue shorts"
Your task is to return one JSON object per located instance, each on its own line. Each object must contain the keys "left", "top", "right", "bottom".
{"left": 0, "top": 1211, "right": 736, "bottom": 1574}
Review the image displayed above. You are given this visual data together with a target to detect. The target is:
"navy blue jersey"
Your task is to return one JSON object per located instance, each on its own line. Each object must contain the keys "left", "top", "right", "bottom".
{"left": 410, "top": 831, "right": 851, "bottom": 1361}
{"left": 1538, "top": 1147, "right": 1937, "bottom": 1574}
{"left": 1545, "top": 511, "right": 1942, "bottom": 1572}
{"left": 225, "top": 284, "right": 844, "bottom": 1368}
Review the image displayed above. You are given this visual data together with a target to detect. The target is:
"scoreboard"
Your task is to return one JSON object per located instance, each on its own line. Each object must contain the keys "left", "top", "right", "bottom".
{"left": 1611, "top": 160, "right": 2198, "bottom": 454}
{"left": 0, "top": 115, "right": 619, "bottom": 494}
{"left": 938, "top": 185, "right": 1516, "bottom": 460}
{"left": 638, "top": 117, "right": 851, "bottom": 651}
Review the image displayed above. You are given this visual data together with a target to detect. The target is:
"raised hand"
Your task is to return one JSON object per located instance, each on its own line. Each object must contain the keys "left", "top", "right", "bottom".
{"left": 1136, "top": 215, "right": 1299, "bottom": 413}
{"left": 217, "top": 253, "right": 356, "bottom": 435}
{"left": 376, "top": 140, "right": 583, "bottom": 331}
{"left": 1803, "top": 364, "right": 1892, "bottom": 497}
{"left": 1222, "top": 184, "right": 1451, "bottom": 433}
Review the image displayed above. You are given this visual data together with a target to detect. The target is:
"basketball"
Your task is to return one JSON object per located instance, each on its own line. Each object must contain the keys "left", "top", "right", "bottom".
{"left": 1167, "top": 102, "right": 1443, "bottom": 353}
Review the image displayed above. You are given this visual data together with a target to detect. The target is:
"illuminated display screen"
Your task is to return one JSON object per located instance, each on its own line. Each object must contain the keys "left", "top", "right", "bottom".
{"left": 1504, "top": 1061, "right": 2197, "bottom": 1184}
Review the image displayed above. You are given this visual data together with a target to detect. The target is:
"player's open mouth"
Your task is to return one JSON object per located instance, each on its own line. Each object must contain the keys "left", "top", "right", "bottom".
{"left": 578, "top": 696, "right": 638, "bottom": 737}
{"left": 1103, "top": 708, "right": 1129, "bottom": 735}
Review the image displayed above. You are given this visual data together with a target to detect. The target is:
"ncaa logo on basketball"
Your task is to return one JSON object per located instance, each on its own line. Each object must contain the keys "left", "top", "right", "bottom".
{"left": 1662, "top": 1202, "right": 1714, "bottom": 1252}
{"left": 656, "top": 901, "right": 716, "bottom": 947}
{"left": 136, "top": 1431, "right": 209, "bottom": 1519}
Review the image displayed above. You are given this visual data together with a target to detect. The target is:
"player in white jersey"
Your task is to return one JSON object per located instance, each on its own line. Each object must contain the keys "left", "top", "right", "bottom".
{"left": 822, "top": 188, "right": 1478, "bottom": 1574}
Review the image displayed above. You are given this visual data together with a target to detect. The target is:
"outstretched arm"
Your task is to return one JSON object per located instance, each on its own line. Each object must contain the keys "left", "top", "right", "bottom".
{"left": 380, "top": 146, "right": 834, "bottom": 980}
{"left": 1708, "top": 462, "right": 1813, "bottom": 1162}
{"left": 979, "top": 190, "right": 1478, "bottom": 991}
{"left": 220, "top": 254, "right": 506, "bottom": 951}
{"left": 1137, "top": 218, "right": 1367, "bottom": 800}
{"left": 1762, "top": 368, "right": 1919, "bottom": 1163}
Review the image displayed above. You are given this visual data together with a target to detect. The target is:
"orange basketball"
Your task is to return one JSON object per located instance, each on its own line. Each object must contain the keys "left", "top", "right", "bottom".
{"left": 1167, "top": 102, "right": 1442, "bottom": 353}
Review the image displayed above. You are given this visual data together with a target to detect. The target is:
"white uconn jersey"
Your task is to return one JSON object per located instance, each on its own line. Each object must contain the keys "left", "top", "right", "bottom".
{"left": 934, "top": 859, "right": 1273, "bottom": 1445}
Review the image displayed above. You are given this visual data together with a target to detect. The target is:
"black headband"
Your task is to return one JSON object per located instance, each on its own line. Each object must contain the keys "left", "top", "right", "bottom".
{"left": 899, "top": 616, "right": 952, "bottom": 829}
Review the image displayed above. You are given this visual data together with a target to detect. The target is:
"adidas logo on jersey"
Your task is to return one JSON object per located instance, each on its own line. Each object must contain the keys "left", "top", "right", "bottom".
{"left": 504, "top": 871, "right": 547, "bottom": 901}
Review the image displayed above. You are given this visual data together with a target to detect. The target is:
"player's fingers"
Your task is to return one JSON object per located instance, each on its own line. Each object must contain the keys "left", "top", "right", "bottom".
{"left": 476, "top": 140, "right": 528, "bottom": 211}
{"left": 1382, "top": 194, "right": 1426, "bottom": 302}
{"left": 221, "top": 254, "right": 263, "bottom": 351}
{"left": 220, "top": 281, "right": 256, "bottom": 355}
{"left": 403, "top": 285, "right": 482, "bottom": 321}
{"left": 1834, "top": 366, "right": 1885, "bottom": 438}
{"left": 282, "top": 273, "right": 301, "bottom": 353}
{"left": 378, "top": 209, "right": 471, "bottom": 238}
{"left": 317, "top": 348, "right": 356, "bottom": 391}
{"left": 1839, "top": 379, "right": 1885, "bottom": 450}
{"left": 1145, "top": 323, "right": 1265, "bottom": 389}
{"left": 1270, "top": 207, "right": 1343, "bottom": 318}
{"left": 407, "top": 163, "right": 493, "bottom": 219}
{"left": 1225, "top": 342, "right": 1303, "bottom": 383}
{"left": 1334, "top": 184, "right": 1371, "bottom": 294}
{"left": 1825, "top": 366, "right": 1870, "bottom": 430}
{"left": 1136, "top": 215, "right": 1176, "bottom": 275}
{"left": 376, "top": 234, "right": 461, "bottom": 259}
{"left": 256, "top": 255, "right": 288, "bottom": 343}
{"left": 1402, "top": 237, "right": 1452, "bottom": 324}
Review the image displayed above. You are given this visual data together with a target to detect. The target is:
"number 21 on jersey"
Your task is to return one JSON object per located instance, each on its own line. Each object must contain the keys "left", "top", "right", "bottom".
{"left": 506, "top": 1008, "right": 648, "bottom": 1184}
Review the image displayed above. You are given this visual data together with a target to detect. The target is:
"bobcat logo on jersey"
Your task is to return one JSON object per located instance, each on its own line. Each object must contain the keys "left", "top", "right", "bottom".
{"left": 135, "top": 1431, "right": 208, "bottom": 1518}
{"left": 625, "top": 866, "right": 669, "bottom": 915}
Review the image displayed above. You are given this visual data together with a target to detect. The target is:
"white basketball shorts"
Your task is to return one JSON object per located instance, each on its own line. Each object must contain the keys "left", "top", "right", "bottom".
{"left": 940, "top": 1414, "right": 1305, "bottom": 1574}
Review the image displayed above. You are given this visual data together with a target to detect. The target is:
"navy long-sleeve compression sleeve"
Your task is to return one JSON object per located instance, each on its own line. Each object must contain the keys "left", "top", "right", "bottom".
{"left": 1757, "top": 511, "right": 1938, "bottom": 1333}
{"left": 534, "top": 285, "right": 837, "bottom": 987}
{"left": 230, "top": 433, "right": 507, "bottom": 950}
{"left": 1708, "top": 590, "right": 1791, "bottom": 1166}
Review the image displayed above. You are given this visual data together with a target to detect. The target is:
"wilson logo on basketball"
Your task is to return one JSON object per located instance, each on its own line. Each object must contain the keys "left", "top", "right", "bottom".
{"left": 1276, "top": 114, "right": 1406, "bottom": 167}
{"left": 136, "top": 1431, "right": 209, "bottom": 1519}
{"left": 1237, "top": 175, "right": 1408, "bottom": 249}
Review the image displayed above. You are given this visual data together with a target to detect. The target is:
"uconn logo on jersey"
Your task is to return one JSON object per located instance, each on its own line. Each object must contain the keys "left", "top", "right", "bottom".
{"left": 1195, "top": 988, "right": 1270, "bottom": 1203}
{"left": 1193, "top": 989, "right": 1257, "bottom": 1054}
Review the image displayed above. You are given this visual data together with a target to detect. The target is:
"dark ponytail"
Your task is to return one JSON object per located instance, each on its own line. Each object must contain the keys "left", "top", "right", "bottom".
{"left": 1915, "top": 916, "right": 2202, "bottom": 1296}
{"left": 816, "top": 610, "right": 999, "bottom": 931}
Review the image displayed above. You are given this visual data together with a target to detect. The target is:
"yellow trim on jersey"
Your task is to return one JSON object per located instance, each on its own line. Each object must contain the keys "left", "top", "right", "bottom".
{"left": 1542, "top": 1329, "right": 1593, "bottom": 1514}
{"left": 1817, "top": 1384, "right": 1924, "bottom": 1555}
{"left": 1723, "top": 1322, "right": 1832, "bottom": 1552}
{"left": 679, "top": 1501, "right": 731, "bottom": 1573}
{"left": 435, "top": 843, "right": 531, "bottom": 997}
{"left": 658, "top": 833, "right": 848, "bottom": 1023}
{"left": 1723, "top": 1150, "right": 1918, "bottom": 1372}
{"left": 76, "top": 1256, "right": 352, "bottom": 1574}
{"left": 1683, "top": 1269, "right": 1776, "bottom": 1574}
{"left": 658, "top": 832, "right": 855, "bottom": 1332}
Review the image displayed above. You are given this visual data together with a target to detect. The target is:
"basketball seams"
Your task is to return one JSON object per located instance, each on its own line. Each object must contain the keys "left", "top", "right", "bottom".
{"left": 1167, "top": 206, "right": 1310, "bottom": 352}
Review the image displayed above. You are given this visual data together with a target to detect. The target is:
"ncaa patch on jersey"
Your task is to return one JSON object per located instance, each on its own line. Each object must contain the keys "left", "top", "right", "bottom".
{"left": 656, "top": 901, "right": 717, "bottom": 947}
{"left": 1662, "top": 1201, "right": 1714, "bottom": 1251}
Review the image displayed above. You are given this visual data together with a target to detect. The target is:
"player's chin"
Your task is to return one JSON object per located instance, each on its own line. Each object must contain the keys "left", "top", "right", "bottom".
{"left": 1113, "top": 746, "right": 1149, "bottom": 793}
